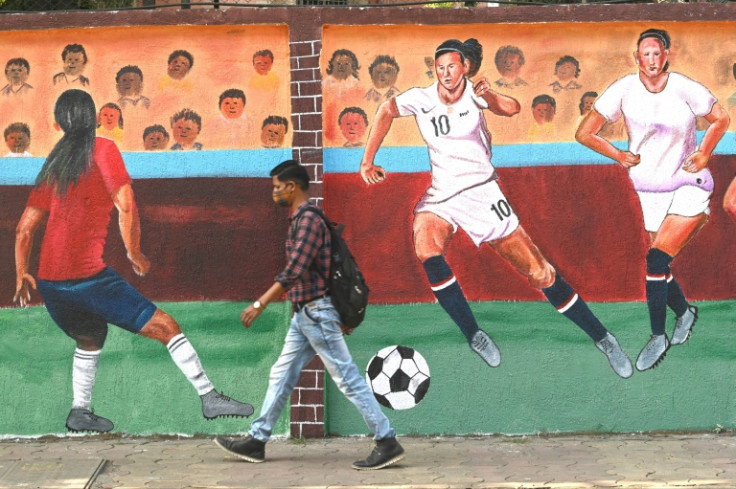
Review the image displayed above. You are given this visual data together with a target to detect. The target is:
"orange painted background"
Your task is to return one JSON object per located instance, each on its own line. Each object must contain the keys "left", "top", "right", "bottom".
{"left": 0, "top": 24, "right": 290, "bottom": 155}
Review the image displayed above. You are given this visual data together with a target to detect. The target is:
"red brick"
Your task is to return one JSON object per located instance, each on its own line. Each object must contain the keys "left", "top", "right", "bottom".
{"left": 291, "top": 68, "right": 319, "bottom": 83}
{"left": 299, "top": 388, "right": 324, "bottom": 405}
{"left": 293, "top": 132, "right": 319, "bottom": 147}
{"left": 290, "top": 41, "right": 317, "bottom": 57}
{"left": 299, "top": 113, "right": 322, "bottom": 131}
{"left": 292, "top": 406, "right": 317, "bottom": 422}
{"left": 296, "top": 55, "right": 321, "bottom": 70}
{"left": 291, "top": 96, "right": 317, "bottom": 114}
{"left": 296, "top": 81, "right": 321, "bottom": 97}
{"left": 299, "top": 422, "right": 325, "bottom": 438}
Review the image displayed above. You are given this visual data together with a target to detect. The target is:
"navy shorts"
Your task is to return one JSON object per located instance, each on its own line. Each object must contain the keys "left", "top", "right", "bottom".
{"left": 37, "top": 267, "right": 157, "bottom": 340}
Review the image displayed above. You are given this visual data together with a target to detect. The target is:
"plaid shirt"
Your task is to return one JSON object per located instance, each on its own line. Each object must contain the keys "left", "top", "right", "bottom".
{"left": 275, "top": 202, "right": 331, "bottom": 304}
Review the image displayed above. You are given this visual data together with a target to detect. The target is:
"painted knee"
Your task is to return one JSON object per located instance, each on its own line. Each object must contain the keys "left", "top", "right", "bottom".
{"left": 646, "top": 248, "right": 672, "bottom": 277}
{"left": 140, "top": 309, "right": 183, "bottom": 344}
{"left": 528, "top": 263, "right": 555, "bottom": 289}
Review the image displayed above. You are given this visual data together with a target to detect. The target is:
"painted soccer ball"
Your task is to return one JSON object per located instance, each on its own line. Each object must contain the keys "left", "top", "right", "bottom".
{"left": 365, "top": 345, "right": 430, "bottom": 410}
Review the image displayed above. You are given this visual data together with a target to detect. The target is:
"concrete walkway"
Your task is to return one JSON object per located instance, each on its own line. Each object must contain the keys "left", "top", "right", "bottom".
{"left": 2, "top": 433, "right": 736, "bottom": 488}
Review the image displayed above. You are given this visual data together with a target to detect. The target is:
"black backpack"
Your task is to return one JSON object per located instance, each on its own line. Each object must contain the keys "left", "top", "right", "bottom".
{"left": 292, "top": 206, "right": 370, "bottom": 329}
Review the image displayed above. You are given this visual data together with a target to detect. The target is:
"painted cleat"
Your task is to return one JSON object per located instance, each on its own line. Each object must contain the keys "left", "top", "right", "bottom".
{"left": 214, "top": 435, "right": 265, "bottom": 463}
{"left": 671, "top": 305, "right": 698, "bottom": 346}
{"left": 352, "top": 436, "right": 405, "bottom": 470}
{"left": 65, "top": 408, "right": 114, "bottom": 433}
{"left": 469, "top": 329, "right": 501, "bottom": 367}
{"left": 595, "top": 332, "right": 633, "bottom": 379}
{"left": 201, "top": 389, "right": 254, "bottom": 419}
{"left": 635, "top": 334, "right": 670, "bottom": 371}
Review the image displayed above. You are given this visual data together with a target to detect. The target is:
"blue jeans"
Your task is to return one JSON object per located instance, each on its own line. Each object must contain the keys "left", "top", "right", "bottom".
{"left": 250, "top": 297, "right": 394, "bottom": 442}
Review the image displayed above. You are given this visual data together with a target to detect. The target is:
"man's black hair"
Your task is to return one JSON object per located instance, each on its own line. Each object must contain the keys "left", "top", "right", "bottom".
{"left": 219, "top": 88, "right": 246, "bottom": 107}
{"left": 5, "top": 57, "right": 30, "bottom": 74}
{"left": 142, "top": 124, "right": 169, "bottom": 141}
{"left": 532, "top": 94, "right": 556, "bottom": 111}
{"left": 262, "top": 115, "right": 289, "bottom": 131}
{"left": 270, "top": 159, "right": 309, "bottom": 190}
{"left": 637, "top": 28, "right": 671, "bottom": 72}
{"left": 116, "top": 65, "right": 143, "bottom": 83}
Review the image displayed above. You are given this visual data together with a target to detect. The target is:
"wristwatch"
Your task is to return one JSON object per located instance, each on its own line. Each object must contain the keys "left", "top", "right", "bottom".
{"left": 253, "top": 300, "right": 263, "bottom": 310}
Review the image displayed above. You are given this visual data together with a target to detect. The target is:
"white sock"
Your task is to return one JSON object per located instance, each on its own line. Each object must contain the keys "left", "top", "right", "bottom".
{"left": 72, "top": 348, "right": 100, "bottom": 409}
{"left": 166, "top": 334, "right": 214, "bottom": 395}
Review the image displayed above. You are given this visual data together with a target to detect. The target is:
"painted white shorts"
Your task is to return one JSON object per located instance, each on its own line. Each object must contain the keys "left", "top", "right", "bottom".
{"left": 637, "top": 185, "right": 712, "bottom": 232}
{"left": 414, "top": 180, "right": 520, "bottom": 247}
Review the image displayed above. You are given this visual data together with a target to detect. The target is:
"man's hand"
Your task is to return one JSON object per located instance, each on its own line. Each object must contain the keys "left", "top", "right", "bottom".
{"left": 682, "top": 151, "right": 709, "bottom": 173}
{"left": 13, "top": 273, "right": 37, "bottom": 307}
{"left": 617, "top": 151, "right": 641, "bottom": 169}
{"left": 241, "top": 304, "right": 263, "bottom": 329}
{"left": 341, "top": 324, "right": 355, "bottom": 336}
{"left": 127, "top": 251, "right": 150, "bottom": 277}
{"left": 360, "top": 163, "right": 387, "bottom": 185}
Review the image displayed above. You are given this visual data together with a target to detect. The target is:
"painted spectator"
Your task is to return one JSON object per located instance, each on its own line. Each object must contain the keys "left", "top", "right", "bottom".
{"left": 209, "top": 88, "right": 252, "bottom": 149}
{"left": 96, "top": 103, "right": 124, "bottom": 144}
{"left": 116, "top": 65, "right": 150, "bottom": 111}
{"left": 53, "top": 44, "right": 89, "bottom": 87}
{"left": 142, "top": 125, "right": 170, "bottom": 151}
{"left": 170, "top": 108, "right": 203, "bottom": 150}
{"left": 158, "top": 50, "right": 194, "bottom": 92}
{"left": 493, "top": 45, "right": 527, "bottom": 89}
{"left": 1, "top": 58, "right": 33, "bottom": 96}
{"left": 4, "top": 122, "right": 31, "bottom": 157}
{"left": 550, "top": 55, "right": 582, "bottom": 93}
{"left": 528, "top": 94, "right": 557, "bottom": 141}
{"left": 249, "top": 49, "right": 280, "bottom": 91}
{"left": 364, "top": 55, "right": 400, "bottom": 103}
{"left": 260, "top": 115, "right": 288, "bottom": 148}
{"left": 338, "top": 106, "right": 368, "bottom": 147}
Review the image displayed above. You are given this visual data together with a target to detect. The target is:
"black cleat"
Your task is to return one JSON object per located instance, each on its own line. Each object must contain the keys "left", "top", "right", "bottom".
{"left": 214, "top": 435, "right": 265, "bottom": 463}
{"left": 65, "top": 408, "right": 114, "bottom": 433}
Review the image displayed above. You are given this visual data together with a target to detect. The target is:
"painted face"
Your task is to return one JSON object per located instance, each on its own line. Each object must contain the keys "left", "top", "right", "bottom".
{"left": 172, "top": 118, "right": 200, "bottom": 147}
{"left": 253, "top": 55, "right": 273, "bottom": 76}
{"left": 533, "top": 103, "right": 555, "bottom": 124}
{"left": 5, "top": 131, "right": 29, "bottom": 153}
{"left": 435, "top": 52, "right": 467, "bottom": 92}
{"left": 332, "top": 54, "right": 353, "bottom": 80}
{"left": 220, "top": 97, "right": 245, "bottom": 119}
{"left": 117, "top": 72, "right": 142, "bottom": 96}
{"left": 498, "top": 52, "right": 521, "bottom": 77}
{"left": 5, "top": 63, "right": 29, "bottom": 85}
{"left": 271, "top": 175, "right": 293, "bottom": 207}
{"left": 370, "top": 62, "right": 398, "bottom": 90}
{"left": 581, "top": 95, "right": 596, "bottom": 114}
{"left": 636, "top": 37, "right": 668, "bottom": 78}
{"left": 168, "top": 55, "right": 191, "bottom": 80}
{"left": 556, "top": 61, "right": 577, "bottom": 82}
{"left": 144, "top": 131, "right": 169, "bottom": 151}
{"left": 339, "top": 112, "right": 367, "bottom": 145}
{"left": 63, "top": 52, "right": 86, "bottom": 77}
{"left": 261, "top": 123, "right": 286, "bottom": 147}
{"left": 99, "top": 107, "right": 120, "bottom": 131}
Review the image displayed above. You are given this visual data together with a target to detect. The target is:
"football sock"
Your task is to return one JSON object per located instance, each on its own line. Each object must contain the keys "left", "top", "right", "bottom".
{"left": 72, "top": 348, "right": 100, "bottom": 410}
{"left": 645, "top": 248, "right": 673, "bottom": 336}
{"left": 666, "top": 273, "right": 689, "bottom": 318}
{"left": 422, "top": 255, "right": 479, "bottom": 343}
{"left": 542, "top": 274, "right": 607, "bottom": 342}
{"left": 166, "top": 334, "right": 214, "bottom": 395}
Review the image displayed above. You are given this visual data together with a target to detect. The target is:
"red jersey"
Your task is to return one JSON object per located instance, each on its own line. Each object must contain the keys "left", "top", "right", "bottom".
{"left": 27, "top": 137, "right": 132, "bottom": 281}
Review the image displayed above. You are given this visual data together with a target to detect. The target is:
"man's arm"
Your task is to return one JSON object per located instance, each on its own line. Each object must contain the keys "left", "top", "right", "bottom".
{"left": 240, "top": 281, "right": 287, "bottom": 328}
{"left": 14, "top": 206, "right": 46, "bottom": 306}
{"left": 682, "top": 102, "right": 730, "bottom": 173}
{"left": 360, "top": 98, "right": 399, "bottom": 184}
{"left": 112, "top": 183, "right": 150, "bottom": 277}
{"left": 576, "top": 109, "right": 641, "bottom": 169}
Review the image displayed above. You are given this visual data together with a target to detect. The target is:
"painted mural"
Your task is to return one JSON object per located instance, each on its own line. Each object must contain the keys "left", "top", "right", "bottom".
{"left": 321, "top": 22, "right": 736, "bottom": 381}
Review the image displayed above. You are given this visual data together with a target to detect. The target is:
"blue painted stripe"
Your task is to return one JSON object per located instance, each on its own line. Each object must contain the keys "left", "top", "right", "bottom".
{"left": 324, "top": 131, "right": 736, "bottom": 174}
{"left": 0, "top": 148, "right": 293, "bottom": 185}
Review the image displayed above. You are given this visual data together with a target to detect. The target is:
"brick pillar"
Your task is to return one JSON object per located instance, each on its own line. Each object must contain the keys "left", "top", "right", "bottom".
{"left": 289, "top": 37, "right": 326, "bottom": 439}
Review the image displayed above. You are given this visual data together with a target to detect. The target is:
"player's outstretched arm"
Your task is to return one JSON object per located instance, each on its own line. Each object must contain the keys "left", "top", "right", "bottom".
{"left": 360, "top": 98, "right": 398, "bottom": 185}
{"left": 14, "top": 206, "right": 46, "bottom": 306}
{"left": 473, "top": 77, "right": 520, "bottom": 117}
{"left": 576, "top": 110, "right": 640, "bottom": 168}
{"left": 113, "top": 183, "right": 150, "bottom": 277}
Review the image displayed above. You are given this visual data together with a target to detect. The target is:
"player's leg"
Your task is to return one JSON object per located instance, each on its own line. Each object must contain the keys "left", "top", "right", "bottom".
{"left": 724, "top": 176, "right": 736, "bottom": 222}
{"left": 636, "top": 188, "right": 709, "bottom": 371}
{"left": 36, "top": 279, "right": 114, "bottom": 432}
{"left": 216, "top": 314, "right": 315, "bottom": 463}
{"left": 489, "top": 226, "right": 632, "bottom": 378}
{"left": 413, "top": 211, "right": 500, "bottom": 367}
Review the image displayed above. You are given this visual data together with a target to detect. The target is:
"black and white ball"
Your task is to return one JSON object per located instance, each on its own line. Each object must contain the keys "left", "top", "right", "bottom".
{"left": 365, "top": 345, "right": 430, "bottom": 410}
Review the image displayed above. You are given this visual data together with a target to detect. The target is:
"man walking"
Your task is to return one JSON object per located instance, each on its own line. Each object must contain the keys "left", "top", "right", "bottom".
{"left": 214, "top": 160, "right": 405, "bottom": 470}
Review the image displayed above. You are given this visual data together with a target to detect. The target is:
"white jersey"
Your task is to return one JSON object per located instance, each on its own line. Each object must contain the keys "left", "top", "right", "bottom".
{"left": 594, "top": 72, "right": 716, "bottom": 193}
{"left": 395, "top": 80, "right": 496, "bottom": 203}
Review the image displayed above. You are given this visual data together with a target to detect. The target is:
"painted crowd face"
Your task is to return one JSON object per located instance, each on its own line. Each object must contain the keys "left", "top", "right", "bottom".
{"left": 5, "top": 131, "right": 29, "bottom": 153}
{"left": 144, "top": 131, "right": 169, "bottom": 151}
{"left": 533, "top": 103, "right": 555, "bottom": 124}
{"left": 168, "top": 55, "right": 191, "bottom": 80}
{"left": 261, "top": 123, "right": 286, "bottom": 147}
{"left": 339, "top": 112, "right": 367, "bottom": 144}
{"left": 117, "top": 72, "right": 143, "bottom": 97}
{"left": 370, "top": 62, "right": 398, "bottom": 90}
{"left": 253, "top": 55, "right": 273, "bottom": 76}
{"left": 6, "top": 63, "right": 29, "bottom": 85}
{"left": 636, "top": 37, "right": 668, "bottom": 78}
{"left": 99, "top": 107, "right": 120, "bottom": 130}
{"left": 498, "top": 52, "right": 522, "bottom": 78}
{"left": 556, "top": 61, "right": 577, "bottom": 82}
{"left": 63, "top": 52, "right": 86, "bottom": 77}
{"left": 435, "top": 52, "right": 467, "bottom": 92}
{"left": 581, "top": 95, "right": 596, "bottom": 114}
{"left": 220, "top": 97, "right": 245, "bottom": 119}
{"left": 331, "top": 54, "right": 354, "bottom": 80}
{"left": 172, "top": 118, "right": 199, "bottom": 146}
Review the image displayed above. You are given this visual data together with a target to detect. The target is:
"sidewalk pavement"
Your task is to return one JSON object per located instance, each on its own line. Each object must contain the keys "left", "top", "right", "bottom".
{"left": 2, "top": 433, "right": 736, "bottom": 489}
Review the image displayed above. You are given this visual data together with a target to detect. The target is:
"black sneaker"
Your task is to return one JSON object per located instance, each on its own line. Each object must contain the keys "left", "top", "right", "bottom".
{"left": 201, "top": 389, "right": 254, "bottom": 419}
{"left": 214, "top": 435, "right": 265, "bottom": 463}
{"left": 65, "top": 408, "right": 114, "bottom": 433}
{"left": 352, "top": 437, "right": 405, "bottom": 470}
